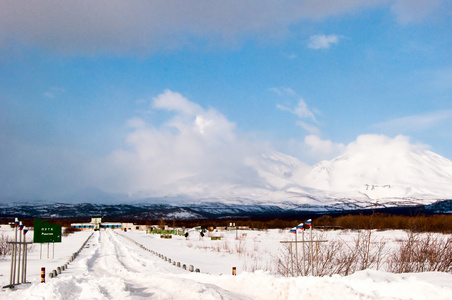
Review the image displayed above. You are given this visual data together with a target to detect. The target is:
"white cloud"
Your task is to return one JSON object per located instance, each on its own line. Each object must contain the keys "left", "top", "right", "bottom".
{"left": 0, "top": 1, "right": 383, "bottom": 54}
{"left": 390, "top": 0, "right": 446, "bottom": 24}
{"left": 2, "top": 1, "right": 446, "bottom": 55}
{"left": 294, "top": 100, "right": 317, "bottom": 120}
{"left": 373, "top": 110, "right": 452, "bottom": 133}
{"left": 152, "top": 90, "right": 202, "bottom": 115}
{"left": 98, "top": 90, "right": 262, "bottom": 196}
{"left": 277, "top": 98, "right": 317, "bottom": 122}
{"left": 308, "top": 34, "right": 340, "bottom": 49}
{"left": 304, "top": 134, "right": 345, "bottom": 157}
{"left": 296, "top": 121, "right": 321, "bottom": 135}
{"left": 269, "top": 87, "right": 296, "bottom": 97}
{"left": 346, "top": 134, "right": 427, "bottom": 156}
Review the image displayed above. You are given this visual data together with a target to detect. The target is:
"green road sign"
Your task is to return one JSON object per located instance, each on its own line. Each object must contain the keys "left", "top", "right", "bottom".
{"left": 33, "top": 219, "right": 62, "bottom": 243}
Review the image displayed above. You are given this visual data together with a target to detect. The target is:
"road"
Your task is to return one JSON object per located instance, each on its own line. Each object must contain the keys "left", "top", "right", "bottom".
{"left": 1, "top": 231, "right": 250, "bottom": 300}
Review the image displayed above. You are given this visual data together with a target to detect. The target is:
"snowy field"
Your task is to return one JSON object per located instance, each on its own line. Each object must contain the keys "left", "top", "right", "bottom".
{"left": 1, "top": 227, "right": 452, "bottom": 299}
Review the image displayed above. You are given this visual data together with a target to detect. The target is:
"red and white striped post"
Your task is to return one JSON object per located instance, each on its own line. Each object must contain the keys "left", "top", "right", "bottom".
{"left": 41, "top": 267, "right": 45, "bottom": 283}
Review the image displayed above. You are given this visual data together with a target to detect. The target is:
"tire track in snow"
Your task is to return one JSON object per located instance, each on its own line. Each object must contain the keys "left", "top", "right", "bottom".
{"left": 76, "top": 231, "right": 251, "bottom": 299}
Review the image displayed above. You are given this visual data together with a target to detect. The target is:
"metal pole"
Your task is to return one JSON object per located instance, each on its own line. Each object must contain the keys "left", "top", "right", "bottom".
{"left": 8, "top": 242, "right": 15, "bottom": 287}
{"left": 22, "top": 230, "right": 27, "bottom": 283}
{"left": 295, "top": 230, "right": 298, "bottom": 276}
{"left": 21, "top": 241, "right": 26, "bottom": 283}
{"left": 315, "top": 241, "right": 318, "bottom": 276}
{"left": 17, "top": 225, "right": 22, "bottom": 284}
{"left": 310, "top": 225, "right": 313, "bottom": 276}
{"left": 289, "top": 242, "right": 293, "bottom": 276}
{"left": 47, "top": 243, "right": 49, "bottom": 259}
{"left": 12, "top": 219, "right": 18, "bottom": 284}
{"left": 24, "top": 243, "right": 28, "bottom": 283}
{"left": 40, "top": 243, "right": 42, "bottom": 260}
{"left": 302, "top": 229, "right": 305, "bottom": 276}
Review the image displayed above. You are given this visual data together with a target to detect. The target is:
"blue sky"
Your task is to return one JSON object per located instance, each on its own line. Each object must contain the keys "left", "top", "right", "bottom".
{"left": 1, "top": 1, "right": 452, "bottom": 199}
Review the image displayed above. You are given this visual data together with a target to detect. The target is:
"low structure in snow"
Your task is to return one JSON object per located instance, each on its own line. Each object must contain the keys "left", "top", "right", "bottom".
{"left": 70, "top": 217, "right": 146, "bottom": 231}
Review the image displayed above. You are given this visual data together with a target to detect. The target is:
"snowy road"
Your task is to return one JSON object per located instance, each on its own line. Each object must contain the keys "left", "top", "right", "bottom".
{"left": 1, "top": 231, "right": 249, "bottom": 300}
{"left": 79, "top": 231, "right": 248, "bottom": 299}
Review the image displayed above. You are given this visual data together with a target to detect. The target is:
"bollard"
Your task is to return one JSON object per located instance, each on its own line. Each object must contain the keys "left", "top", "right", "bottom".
{"left": 195, "top": 268, "right": 200, "bottom": 273}
{"left": 177, "top": 262, "right": 181, "bottom": 267}
{"left": 173, "top": 261, "right": 176, "bottom": 266}
{"left": 57, "top": 267, "right": 61, "bottom": 274}
{"left": 189, "top": 265, "right": 194, "bottom": 272}
{"left": 49, "top": 272, "right": 54, "bottom": 278}
{"left": 168, "top": 258, "right": 171, "bottom": 263}
{"left": 41, "top": 267, "right": 45, "bottom": 283}
{"left": 182, "top": 264, "right": 186, "bottom": 270}
{"left": 52, "top": 270, "right": 58, "bottom": 277}
{"left": 164, "top": 257, "right": 167, "bottom": 261}
{"left": 232, "top": 267, "right": 236, "bottom": 276}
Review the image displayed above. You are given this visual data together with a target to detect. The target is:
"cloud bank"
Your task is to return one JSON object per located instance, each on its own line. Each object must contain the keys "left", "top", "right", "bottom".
{"left": 1, "top": 0, "right": 446, "bottom": 55}
{"left": 94, "top": 90, "right": 264, "bottom": 197}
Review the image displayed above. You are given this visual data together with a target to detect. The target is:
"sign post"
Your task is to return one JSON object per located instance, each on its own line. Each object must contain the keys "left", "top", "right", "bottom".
{"left": 33, "top": 220, "right": 62, "bottom": 260}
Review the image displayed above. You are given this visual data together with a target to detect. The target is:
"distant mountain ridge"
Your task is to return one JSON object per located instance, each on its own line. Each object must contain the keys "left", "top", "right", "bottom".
{"left": 1, "top": 200, "right": 451, "bottom": 220}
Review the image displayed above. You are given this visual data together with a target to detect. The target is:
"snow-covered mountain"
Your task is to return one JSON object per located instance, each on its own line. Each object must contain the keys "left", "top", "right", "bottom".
{"left": 301, "top": 135, "right": 452, "bottom": 202}
{"left": 3, "top": 135, "right": 451, "bottom": 214}
{"left": 125, "top": 135, "right": 452, "bottom": 211}
{"left": 210, "top": 134, "right": 452, "bottom": 210}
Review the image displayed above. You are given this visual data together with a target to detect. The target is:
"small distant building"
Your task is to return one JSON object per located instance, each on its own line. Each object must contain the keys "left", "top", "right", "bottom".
{"left": 70, "top": 217, "right": 145, "bottom": 231}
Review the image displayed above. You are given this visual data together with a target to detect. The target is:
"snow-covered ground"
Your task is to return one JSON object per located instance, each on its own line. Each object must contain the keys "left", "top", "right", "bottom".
{"left": 1, "top": 228, "right": 452, "bottom": 299}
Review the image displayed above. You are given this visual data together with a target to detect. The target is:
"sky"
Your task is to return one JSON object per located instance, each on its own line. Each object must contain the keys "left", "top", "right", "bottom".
{"left": 1, "top": 1, "right": 452, "bottom": 200}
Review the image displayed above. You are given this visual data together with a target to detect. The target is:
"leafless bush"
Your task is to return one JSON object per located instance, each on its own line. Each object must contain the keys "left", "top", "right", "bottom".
{"left": 0, "top": 234, "right": 13, "bottom": 257}
{"left": 235, "top": 239, "right": 247, "bottom": 255}
{"left": 387, "top": 232, "right": 452, "bottom": 273}
{"left": 274, "top": 242, "right": 293, "bottom": 277}
{"left": 274, "top": 230, "right": 387, "bottom": 277}
{"left": 222, "top": 240, "right": 232, "bottom": 253}
{"left": 243, "top": 256, "right": 273, "bottom": 273}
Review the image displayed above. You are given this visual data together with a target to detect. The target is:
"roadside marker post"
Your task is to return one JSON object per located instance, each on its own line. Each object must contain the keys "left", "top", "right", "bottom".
{"left": 3, "top": 218, "right": 32, "bottom": 289}
{"left": 41, "top": 267, "right": 45, "bottom": 283}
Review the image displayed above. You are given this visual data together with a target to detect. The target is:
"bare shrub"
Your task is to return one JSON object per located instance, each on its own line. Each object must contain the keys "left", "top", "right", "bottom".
{"left": 274, "top": 242, "right": 294, "bottom": 277}
{"left": 387, "top": 232, "right": 452, "bottom": 273}
{"left": 243, "top": 256, "right": 272, "bottom": 273}
{"left": 0, "top": 234, "right": 13, "bottom": 257}
{"left": 235, "top": 239, "right": 246, "bottom": 255}
{"left": 220, "top": 240, "right": 234, "bottom": 253}
{"left": 274, "top": 230, "right": 387, "bottom": 277}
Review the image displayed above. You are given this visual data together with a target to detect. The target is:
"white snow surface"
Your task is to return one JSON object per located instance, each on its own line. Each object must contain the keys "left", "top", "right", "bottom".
{"left": 1, "top": 228, "right": 452, "bottom": 300}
